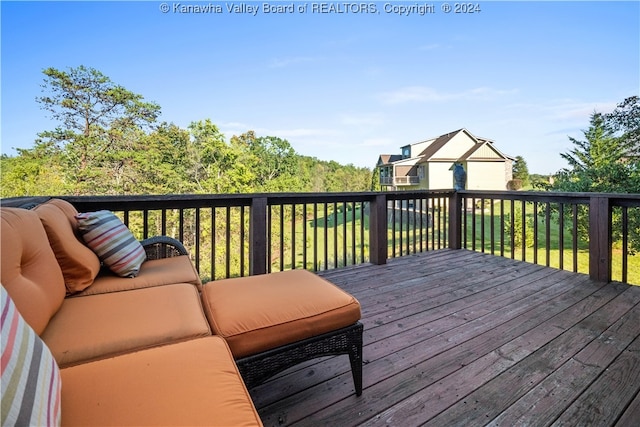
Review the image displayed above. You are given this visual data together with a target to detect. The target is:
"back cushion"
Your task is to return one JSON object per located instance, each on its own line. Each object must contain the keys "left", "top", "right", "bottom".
{"left": 34, "top": 199, "right": 101, "bottom": 293}
{"left": 0, "top": 208, "right": 66, "bottom": 334}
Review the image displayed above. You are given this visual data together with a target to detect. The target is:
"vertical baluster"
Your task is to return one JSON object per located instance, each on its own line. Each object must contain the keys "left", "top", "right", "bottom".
{"left": 211, "top": 208, "right": 216, "bottom": 279}
{"left": 226, "top": 206, "right": 231, "bottom": 278}
{"left": 343, "top": 201, "right": 347, "bottom": 267}
{"left": 510, "top": 199, "right": 515, "bottom": 259}
{"left": 572, "top": 204, "right": 578, "bottom": 273}
{"left": 500, "top": 200, "right": 505, "bottom": 257}
{"left": 480, "top": 198, "right": 485, "bottom": 253}
{"left": 558, "top": 203, "right": 564, "bottom": 271}
{"left": 279, "top": 204, "right": 284, "bottom": 272}
{"left": 302, "top": 203, "right": 307, "bottom": 270}
{"left": 324, "top": 203, "right": 328, "bottom": 271}
{"left": 545, "top": 202, "right": 551, "bottom": 267}
{"left": 471, "top": 198, "right": 476, "bottom": 252}
{"left": 313, "top": 203, "right": 318, "bottom": 271}
{"left": 622, "top": 207, "right": 628, "bottom": 283}
{"left": 521, "top": 201, "right": 526, "bottom": 262}
{"left": 292, "top": 204, "right": 296, "bottom": 270}
{"left": 240, "top": 206, "right": 246, "bottom": 277}
{"left": 351, "top": 201, "right": 356, "bottom": 265}
{"left": 333, "top": 202, "right": 338, "bottom": 268}
{"left": 194, "top": 208, "right": 200, "bottom": 274}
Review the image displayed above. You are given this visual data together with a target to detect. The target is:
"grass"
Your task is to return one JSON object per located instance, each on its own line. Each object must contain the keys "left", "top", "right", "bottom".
{"left": 269, "top": 201, "right": 639, "bottom": 286}
{"left": 461, "top": 200, "right": 640, "bottom": 285}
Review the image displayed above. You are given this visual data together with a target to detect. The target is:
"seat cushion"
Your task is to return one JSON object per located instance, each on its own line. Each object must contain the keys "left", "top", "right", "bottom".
{"left": 72, "top": 255, "right": 202, "bottom": 297}
{"left": 60, "top": 336, "right": 263, "bottom": 426}
{"left": 1, "top": 286, "right": 62, "bottom": 427}
{"left": 41, "top": 283, "right": 211, "bottom": 367}
{"left": 201, "top": 270, "right": 361, "bottom": 358}
{"left": 0, "top": 208, "right": 66, "bottom": 334}
{"left": 34, "top": 199, "right": 101, "bottom": 294}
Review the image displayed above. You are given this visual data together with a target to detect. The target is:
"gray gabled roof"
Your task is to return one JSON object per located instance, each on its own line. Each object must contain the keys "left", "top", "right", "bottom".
{"left": 377, "top": 154, "right": 404, "bottom": 166}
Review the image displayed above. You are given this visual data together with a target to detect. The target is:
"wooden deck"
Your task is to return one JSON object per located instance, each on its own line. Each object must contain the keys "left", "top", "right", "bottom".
{"left": 251, "top": 249, "right": 640, "bottom": 426}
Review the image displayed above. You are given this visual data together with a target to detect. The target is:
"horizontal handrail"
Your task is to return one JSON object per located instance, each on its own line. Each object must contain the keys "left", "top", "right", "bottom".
{"left": 2, "top": 190, "right": 637, "bottom": 284}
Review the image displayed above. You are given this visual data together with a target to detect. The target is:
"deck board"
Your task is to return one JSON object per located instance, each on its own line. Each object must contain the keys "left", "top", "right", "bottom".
{"left": 251, "top": 249, "right": 640, "bottom": 427}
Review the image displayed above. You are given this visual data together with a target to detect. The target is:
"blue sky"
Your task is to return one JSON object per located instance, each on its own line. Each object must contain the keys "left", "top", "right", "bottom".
{"left": 2, "top": 1, "right": 638, "bottom": 174}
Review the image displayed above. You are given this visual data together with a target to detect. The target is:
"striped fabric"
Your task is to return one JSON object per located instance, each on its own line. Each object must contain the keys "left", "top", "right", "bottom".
{"left": 1, "top": 286, "right": 62, "bottom": 427}
{"left": 76, "top": 210, "right": 147, "bottom": 277}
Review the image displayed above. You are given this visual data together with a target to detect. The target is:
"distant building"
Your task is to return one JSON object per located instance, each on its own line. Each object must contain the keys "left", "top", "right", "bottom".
{"left": 376, "top": 128, "right": 514, "bottom": 191}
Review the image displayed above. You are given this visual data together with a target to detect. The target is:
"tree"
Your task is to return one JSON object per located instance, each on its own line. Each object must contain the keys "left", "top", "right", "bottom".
{"left": 553, "top": 111, "right": 639, "bottom": 194}
{"left": 230, "top": 131, "right": 300, "bottom": 192}
{"left": 187, "top": 120, "right": 237, "bottom": 193}
{"left": 551, "top": 101, "right": 640, "bottom": 254}
{"left": 36, "top": 65, "right": 161, "bottom": 193}
{"left": 370, "top": 166, "right": 381, "bottom": 191}
{"left": 511, "top": 155, "right": 530, "bottom": 189}
{"left": 605, "top": 95, "right": 639, "bottom": 158}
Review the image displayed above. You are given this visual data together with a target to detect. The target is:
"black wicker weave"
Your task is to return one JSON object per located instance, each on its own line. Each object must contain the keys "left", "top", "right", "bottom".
{"left": 140, "top": 236, "right": 189, "bottom": 260}
{"left": 236, "top": 322, "right": 363, "bottom": 396}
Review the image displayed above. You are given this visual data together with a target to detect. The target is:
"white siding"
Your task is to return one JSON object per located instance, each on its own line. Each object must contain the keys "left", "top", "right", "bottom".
{"left": 409, "top": 140, "right": 435, "bottom": 157}
{"left": 466, "top": 161, "right": 508, "bottom": 190}
{"left": 467, "top": 143, "right": 501, "bottom": 159}
{"left": 427, "top": 162, "right": 454, "bottom": 189}
{"left": 432, "top": 132, "right": 474, "bottom": 159}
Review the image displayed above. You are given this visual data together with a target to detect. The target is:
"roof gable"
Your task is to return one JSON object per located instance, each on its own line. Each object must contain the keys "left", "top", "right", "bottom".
{"left": 459, "top": 142, "right": 502, "bottom": 161}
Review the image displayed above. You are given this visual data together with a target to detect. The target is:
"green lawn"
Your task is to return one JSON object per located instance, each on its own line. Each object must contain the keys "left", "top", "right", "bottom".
{"left": 227, "top": 201, "right": 639, "bottom": 286}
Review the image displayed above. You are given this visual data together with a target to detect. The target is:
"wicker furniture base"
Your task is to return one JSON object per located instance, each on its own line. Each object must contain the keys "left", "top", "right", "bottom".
{"left": 236, "top": 322, "right": 363, "bottom": 396}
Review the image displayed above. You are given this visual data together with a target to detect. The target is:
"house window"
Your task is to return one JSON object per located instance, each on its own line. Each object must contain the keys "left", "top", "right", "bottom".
{"left": 402, "top": 147, "right": 410, "bottom": 158}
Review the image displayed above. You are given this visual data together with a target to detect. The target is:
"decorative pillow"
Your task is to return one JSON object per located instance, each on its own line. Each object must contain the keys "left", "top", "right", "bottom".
{"left": 75, "top": 210, "right": 147, "bottom": 278}
{"left": 1, "top": 285, "right": 62, "bottom": 427}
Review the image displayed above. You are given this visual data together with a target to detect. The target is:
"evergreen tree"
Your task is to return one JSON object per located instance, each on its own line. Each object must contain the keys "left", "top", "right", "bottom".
{"left": 551, "top": 102, "right": 640, "bottom": 254}
{"left": 512, "top": 156, "right": 530, "bottom": 188}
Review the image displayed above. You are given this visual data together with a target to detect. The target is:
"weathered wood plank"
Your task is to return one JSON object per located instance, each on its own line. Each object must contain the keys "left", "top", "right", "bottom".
{"left": 487, "top": 288, "right": 640, "bottom": 426}
{"left": 551, "top": 308, "right": 640, "bottom": 426}
{"left": 615, "top": 387, "right": 640, "bottom": 427}
{"left": 251, "top": 250, "right": 640, "bottom": 427}
{"left": 260, "top": 272, "right": 596, "bottom": 425}
{"left": 420, "top": 283, "right": 640, "bottom": 427}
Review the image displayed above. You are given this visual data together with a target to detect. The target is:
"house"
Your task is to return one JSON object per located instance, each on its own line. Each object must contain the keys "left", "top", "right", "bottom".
{"left": 377, "top": 128, "right": 514, "bottom": 191}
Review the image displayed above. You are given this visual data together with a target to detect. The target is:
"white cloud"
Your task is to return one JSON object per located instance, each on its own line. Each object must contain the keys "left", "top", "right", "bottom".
{"left": 378, "top": 86, "right": 518, "bottom": 105}
{"left": 340, "top": 112, "right": 387, "bottom": 127}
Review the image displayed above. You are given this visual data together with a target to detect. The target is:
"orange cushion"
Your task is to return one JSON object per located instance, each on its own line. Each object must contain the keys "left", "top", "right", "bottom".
{"left": 72, "top": 255, "right": 202, "bottom": 297}
{"left": 41, "top": 283, "right": 211, "bottom": 367}
{"left": 61, "top": 336, "right": 263, "bottom": 427}
{"left": 0, "top": 208, "right": 66, "bottom": 334}
{"left": 201, "top": 270, "right": 361, "bottom": 358}
{"left": 34, "top": 199, "right": 100, "bottom": 293}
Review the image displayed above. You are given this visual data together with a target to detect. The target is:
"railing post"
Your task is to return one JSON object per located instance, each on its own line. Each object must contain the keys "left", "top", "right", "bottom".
{"left": 589, "top": 196, "right": 611, "bottom": 283}
{"left": 369, "top": 194, "right": 388, "bottom": 265}
{"left": 250, "top": 197, "right": 268, "bottom": 276}
{"left": 448, "top": 191, "right": 462, "bottom": 249}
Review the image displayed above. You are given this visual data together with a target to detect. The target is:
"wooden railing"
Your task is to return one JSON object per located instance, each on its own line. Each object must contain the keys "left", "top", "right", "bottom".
{"left": 4, "top": 190, "right": 638, "bottom": 284}
{"left": 448, "top": 191, "right": 640, "bottom": 285}
{"left": 380, "top": 176, "right": 421, "bottom": 186}
{"left": 60, "top": 191, "right": 452, "bottom": 282}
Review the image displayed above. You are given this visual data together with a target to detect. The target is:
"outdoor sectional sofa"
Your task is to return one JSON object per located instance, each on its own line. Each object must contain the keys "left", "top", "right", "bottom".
{"left": 0, "top": 198, "right": 363, "bottom": 426}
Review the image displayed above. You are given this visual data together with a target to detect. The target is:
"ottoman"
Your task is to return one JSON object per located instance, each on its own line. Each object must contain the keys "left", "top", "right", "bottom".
{"left": 201, "top": 269, "right": 363, "bottom": 396}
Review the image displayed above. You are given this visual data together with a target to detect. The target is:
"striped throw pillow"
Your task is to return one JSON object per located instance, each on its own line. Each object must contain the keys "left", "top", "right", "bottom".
{"left": 75, "top": 210, "right": 147, "bottom": 278}
{"left": 1, "top": 285, "right": 62, "bottom": 427}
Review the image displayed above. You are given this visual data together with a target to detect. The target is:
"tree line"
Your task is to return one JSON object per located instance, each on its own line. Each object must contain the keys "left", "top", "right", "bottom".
{"left": 1, "top": 66, "right": 372, "bottom": 198}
